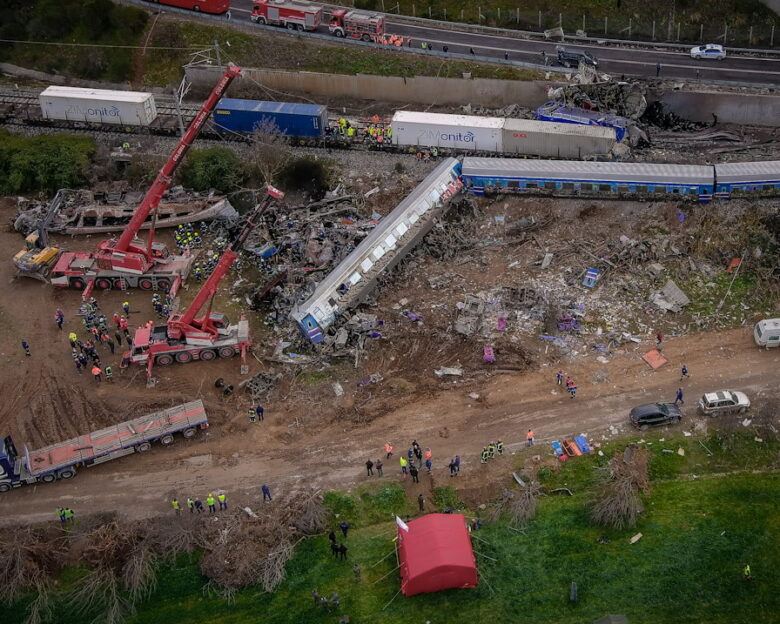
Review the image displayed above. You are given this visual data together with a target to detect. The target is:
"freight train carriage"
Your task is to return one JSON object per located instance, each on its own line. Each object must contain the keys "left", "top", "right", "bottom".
{"left": 461, "top": 158, "right": 715, "bottom": 200}
{"left": 391, "top": 111, "right": 617, "bottom": 159}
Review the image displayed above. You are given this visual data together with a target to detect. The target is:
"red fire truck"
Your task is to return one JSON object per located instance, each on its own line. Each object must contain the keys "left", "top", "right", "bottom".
{"left": 143, "top": 0, "right": 230, "bottom": 15}
{"left": 328, "top": 9, "right": 385, "bottom": 41}
{"left": 250, "top": 0, "right": 323, "bottom": 31}
{"left": 50, "top": 65, "right": 242, "bottom": 299}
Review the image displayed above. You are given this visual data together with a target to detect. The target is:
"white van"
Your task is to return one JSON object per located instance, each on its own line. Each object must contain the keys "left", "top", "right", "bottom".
{"left": 754, "top": 318, "right": 780, "bottom": 348}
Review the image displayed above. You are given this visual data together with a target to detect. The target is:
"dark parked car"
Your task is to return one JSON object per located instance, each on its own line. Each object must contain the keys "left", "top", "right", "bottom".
{"left": 556, "top": 46, "right": 598, "bottom": 68}
{"left": 629, "top": 403, "right": 682, "bottom": 430}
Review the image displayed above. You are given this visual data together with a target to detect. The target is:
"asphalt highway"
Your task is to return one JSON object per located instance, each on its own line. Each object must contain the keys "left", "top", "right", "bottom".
{"left": 228, "top": 0, "right": 780, "bottom": 85}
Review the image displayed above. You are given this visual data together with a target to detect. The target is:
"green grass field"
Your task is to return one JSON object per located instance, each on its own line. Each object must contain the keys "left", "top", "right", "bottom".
{"left": 6, "top": 434, "right": 778, "bottom": 624}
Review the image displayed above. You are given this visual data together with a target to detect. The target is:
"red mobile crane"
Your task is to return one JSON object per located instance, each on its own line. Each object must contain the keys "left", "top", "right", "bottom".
{"left": 122, "top": 186, "right": 284, "bottom": 381}
{"left": 50, "top": 65, "right": 243, "bottom": 299}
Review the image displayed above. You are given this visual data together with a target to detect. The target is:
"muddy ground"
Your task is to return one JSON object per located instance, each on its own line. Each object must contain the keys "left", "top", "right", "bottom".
{"left": 0, "top": 192, "right": 778, "bottom": 525}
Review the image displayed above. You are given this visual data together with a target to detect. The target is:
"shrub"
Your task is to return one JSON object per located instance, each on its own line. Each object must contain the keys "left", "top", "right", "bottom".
{"left": 0, "top": 131, "right": 95, "bottom": 194}
{"left": 179, "top": 147, "right": 246, "bottom": 193}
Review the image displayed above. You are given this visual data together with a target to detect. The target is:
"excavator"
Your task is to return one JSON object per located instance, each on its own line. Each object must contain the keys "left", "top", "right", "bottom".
{"left": 49, "top": 64, "right": 243, "bottom": 299}
{"left": 122, "top": 186, "right": 284, "bottom": 383}
{"left": 12, "top": 189, "right": 65, "bottom": 281}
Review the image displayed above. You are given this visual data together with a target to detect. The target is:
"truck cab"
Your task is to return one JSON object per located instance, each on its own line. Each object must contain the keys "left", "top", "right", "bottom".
{"left": 754, "top": 318, "right": 780, "bottom": 348}
{"left": 0, "top": 436, "right": 21, "bottom": 490}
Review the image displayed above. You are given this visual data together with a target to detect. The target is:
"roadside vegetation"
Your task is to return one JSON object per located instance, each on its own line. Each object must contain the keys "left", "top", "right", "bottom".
{"left": 0, "top": 0, "right": 148, "bottom": 82}
{"left": 3, "top": 428, "right": 778, "bottom": 624}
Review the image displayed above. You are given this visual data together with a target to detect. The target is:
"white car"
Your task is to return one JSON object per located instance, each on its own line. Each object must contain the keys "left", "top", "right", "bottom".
{"left": 698, "top": 390, "right": 750, "bottom": 415}
{"left": 690, "top": 44, "right": 726, "bottom": 60}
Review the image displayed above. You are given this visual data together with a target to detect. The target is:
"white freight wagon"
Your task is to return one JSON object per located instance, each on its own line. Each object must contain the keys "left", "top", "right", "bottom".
{"left": 501, "top": 118, "right": 616, "bottom": 158}
{"left": 391, "top": 111, "right": 503, "bottom": 152}
{"left": 39, "top": 86, "right": 158, "bottom": 126}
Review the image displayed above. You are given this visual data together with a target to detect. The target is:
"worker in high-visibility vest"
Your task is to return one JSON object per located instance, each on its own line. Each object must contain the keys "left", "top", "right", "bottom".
{"left": 206, "top": 494, "right": 216, "bottom": 513}
{"left": 497, "top": 439, "right": 504, "bottom": 455}
{"left": 347, "top": 126, "right": 355, "bottom": 139}
{"left": 481, "top": 447, "right": 489, "bottom": 463}
{"left": 171, "top": 498, "right": 181, "bottom": 514}
{"left": 104, "top": 365, "right": 113, "bottom": 382}
{"left": 218, "top": 492, "right": 227, "bottom": 510}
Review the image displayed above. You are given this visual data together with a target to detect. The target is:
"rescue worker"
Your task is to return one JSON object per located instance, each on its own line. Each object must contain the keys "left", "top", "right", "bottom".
{"left": 481, "top": 446, "right": 489, "bottom": 464}
{"left": 171, "top": 498, "right": 181, "bottom": 514}
{"left": 743, "top": 563, "right": 752, "bottom": 581}
{"left": 69, "top": 332, "right": 78, "bottom": 348}
{"left": 92, "top": 365, "right": 102, "bottom": 382}
{"left": 104, "top": 365, "right": 113, "bottom": 382}
{"left": 21, "top": 340, "right": 31, "bottom": 356}
{"left": 64, "top": 508, "right": 74, "bottom": 522}
{"left": 347, "top": 126, "right": 355, "bottom": 139}
{"left": 488, "top": 441, "right": 496, "bottom": 458}
{"left": 384, "top": 442, "right": 393, "bottom": 458}
{"left": 187, "top": 497, "right": 195, "bottom": 513}
{"left": 261, "top": 484, "right": 272, "bottom": 501}
{"left": 527, "top": 430, "right": 535, "bottom": 447}
{"left": 375, "top": 459, "right": 383, "bottom": 476}
{"left": 218, "top": 492, "right": 227, "bottom": 510}
{"left": 497, "top": 439, "right": 504, "bottom": 455}
{"left": 430, "top": 146, "right": 438, "bottom": 158}
{"left": 122, "top": 301, "right": 130, "bottom": 315}
{"left": 400, "top": 456, "right": 408, "bottom": 478}
{"left": 366, "top": 459, "right": 374, "bottom": 476}
{"left": 194, "top": 498, "right": 204, "bottom": 513}
{"left": 56, "top": 507, "right": 66, "bottom": 523}
{"left": 206, "top": 493, "right": 216, "bottom": 513}
{"left": 248, "top": 407, "right": 258, "bottom": 423}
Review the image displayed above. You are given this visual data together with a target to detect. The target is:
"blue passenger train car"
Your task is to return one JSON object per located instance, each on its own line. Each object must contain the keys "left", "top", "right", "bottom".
{"left": 460, "top": 158, "right": 715, "bottom": 200}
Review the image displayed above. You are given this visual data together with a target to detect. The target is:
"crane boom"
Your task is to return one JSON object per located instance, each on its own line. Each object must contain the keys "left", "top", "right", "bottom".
{"left": 166, "top": 186, "right": 284, "bottom": 340}
{"left": 96, "top": 65, "right": 243, "bottom": 274}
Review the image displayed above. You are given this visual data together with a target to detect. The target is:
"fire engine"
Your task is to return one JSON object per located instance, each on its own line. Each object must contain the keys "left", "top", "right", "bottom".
{"left": 50, "top": 65, "right": 243, "bottom": 299}
{"left": 328, "top": 9, "right": 385, "bottom": 42}
{"left": 250, "top": 0, "right": 323, "bottom": 31}
{"left": 123, "top": 187, "right": 284, "bottom": 381}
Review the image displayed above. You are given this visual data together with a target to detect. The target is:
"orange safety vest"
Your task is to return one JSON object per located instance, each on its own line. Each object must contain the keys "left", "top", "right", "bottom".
{"left": 92, "top": 366, "right": 101, "bottom": 376}
{"left": 527, "top": 431, "right": 534, "bottom": 439}
{"left": 384, "top": 443, "right": 392, "bottom": 453}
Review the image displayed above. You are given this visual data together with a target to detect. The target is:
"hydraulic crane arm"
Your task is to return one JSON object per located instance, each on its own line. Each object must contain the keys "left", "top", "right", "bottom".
{"left": 167, "top": 186, "right": 284, "bottom": 340}
{"left": 100, "top": 64, "right": 243, "bottom": 264}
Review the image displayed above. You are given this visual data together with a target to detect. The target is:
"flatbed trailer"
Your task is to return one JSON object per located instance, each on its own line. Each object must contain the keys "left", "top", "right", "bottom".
{"left": 0, "top": 400, "right": 208, "bottom": 491}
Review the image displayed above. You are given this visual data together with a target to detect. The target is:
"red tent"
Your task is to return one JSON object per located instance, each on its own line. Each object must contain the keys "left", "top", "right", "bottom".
{"left": 397, "top": 513, "right": 478, "bottom": 596}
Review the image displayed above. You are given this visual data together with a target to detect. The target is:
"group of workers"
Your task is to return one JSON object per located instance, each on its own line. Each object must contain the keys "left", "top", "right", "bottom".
{"left": 174, "top": 223, "right": 204, "bottom": 254}
{"left": 331, "top": 116, "right": 393, "bottom": 146}
{"left": 480, "top": 439, "right": 505, "bottom": 463}
{"left": 171, "top": 492, "right": 228, "bottom": 514}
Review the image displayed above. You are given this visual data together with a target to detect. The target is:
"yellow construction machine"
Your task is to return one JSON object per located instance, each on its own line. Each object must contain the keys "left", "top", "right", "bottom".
{"left": 12, "top": 190, "right": 63, "bottom": 282}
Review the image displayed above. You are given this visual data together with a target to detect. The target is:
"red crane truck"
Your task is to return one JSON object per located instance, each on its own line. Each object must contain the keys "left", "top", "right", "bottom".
{"left": 123, "top": 187, "right": 284, "bottom": 380}
{"left": 50, "top": 65, "right": 243, "bottom": 300}
{"left": 0, "top": 400, "right": 208, "bottom": 492}
{"left": 250, "top": 0, "right": 323, "bottom": 31}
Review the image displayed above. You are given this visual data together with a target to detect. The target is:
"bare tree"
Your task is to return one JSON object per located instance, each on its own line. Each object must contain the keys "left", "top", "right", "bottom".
{"left": 589, "top": 445, "right": 650, "bottom": 529}
{"left": 249, "top": 119, "right": 292, "bottom": 186}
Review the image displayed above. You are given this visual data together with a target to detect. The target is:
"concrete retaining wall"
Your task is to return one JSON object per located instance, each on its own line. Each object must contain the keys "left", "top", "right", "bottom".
{"left": 185, "top": 65, "right": 550, "bottom": 109}
{"left": 660, "top": 90, "right": 780, "bottom": 125}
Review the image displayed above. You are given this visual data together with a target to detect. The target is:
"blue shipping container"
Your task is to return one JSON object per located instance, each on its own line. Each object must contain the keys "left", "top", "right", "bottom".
{"left": 535, "top": 101, "right": 629, "bottom": 142}
{"left": 214, "top": 99, "right": 328, "bottom": 137}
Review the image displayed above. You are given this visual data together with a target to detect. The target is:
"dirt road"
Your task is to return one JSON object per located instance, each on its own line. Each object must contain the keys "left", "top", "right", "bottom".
{"left": 1, "top": 319, "right": 776, "bottom": 525}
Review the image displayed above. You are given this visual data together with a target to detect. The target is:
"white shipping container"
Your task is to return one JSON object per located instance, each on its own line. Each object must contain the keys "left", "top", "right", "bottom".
{"left": 39, "top": 86, "right": 157, "bottom": 126}
{"left": 391, "top": 111, "right": 503, "bottom": 152}
{"left": 501, "top": 118, "right": 616, "bottom": 158}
